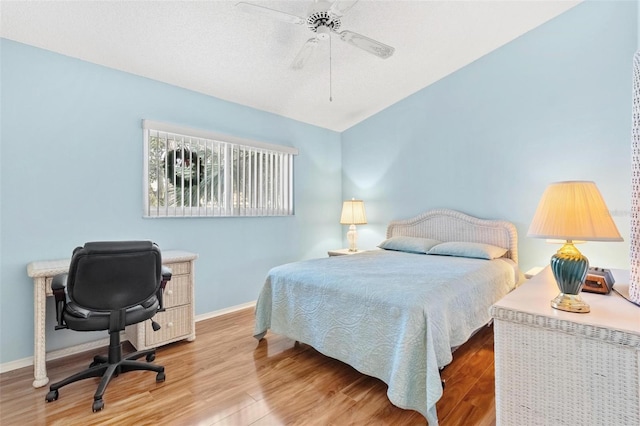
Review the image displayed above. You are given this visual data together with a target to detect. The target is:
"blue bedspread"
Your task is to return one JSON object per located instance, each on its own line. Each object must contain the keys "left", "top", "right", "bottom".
{"left": 254, "top": 250, "right": 517, "bottom": 424}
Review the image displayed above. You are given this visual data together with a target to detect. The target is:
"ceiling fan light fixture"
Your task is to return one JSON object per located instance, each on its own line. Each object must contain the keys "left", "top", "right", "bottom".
{"left": 316, "top": 25, "right": 331, "bottom": 40}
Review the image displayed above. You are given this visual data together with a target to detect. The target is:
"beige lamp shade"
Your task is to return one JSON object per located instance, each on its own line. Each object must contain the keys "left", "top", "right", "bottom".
{"left": 527, "top": 181, "right": 623, "bottom": 242}
{"left": 340, "top": 199, "right": 367, "bottom": 225}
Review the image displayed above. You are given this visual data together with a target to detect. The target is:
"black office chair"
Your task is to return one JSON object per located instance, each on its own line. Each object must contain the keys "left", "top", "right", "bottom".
{"left": 44, "top": 241, "right": 172, "bottom": 412}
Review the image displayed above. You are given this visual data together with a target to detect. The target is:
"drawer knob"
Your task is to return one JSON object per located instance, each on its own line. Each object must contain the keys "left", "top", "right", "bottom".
{"left": 167, "top": 322, "right": 174, "bottom": 328}
{"left": 166, "top": 290, "right": 174, "bottom": 296}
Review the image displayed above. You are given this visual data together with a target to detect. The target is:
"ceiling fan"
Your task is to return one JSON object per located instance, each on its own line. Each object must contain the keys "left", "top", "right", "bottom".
{"left": 236, "top": 0, "right": 395, "bottom": 70}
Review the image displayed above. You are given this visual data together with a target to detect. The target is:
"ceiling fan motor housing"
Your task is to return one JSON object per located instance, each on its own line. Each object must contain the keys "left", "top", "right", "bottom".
{"left": 306, "top": 10, "right": 341, "bottom": 39}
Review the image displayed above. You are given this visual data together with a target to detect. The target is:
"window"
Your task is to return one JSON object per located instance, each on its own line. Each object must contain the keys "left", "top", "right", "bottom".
{"left": 143, "top": 120, "right": 298, "bottom": 217}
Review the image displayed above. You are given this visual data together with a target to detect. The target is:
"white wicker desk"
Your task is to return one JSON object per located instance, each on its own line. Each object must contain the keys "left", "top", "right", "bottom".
{"left": 490, "top": 267, "right": 640, "bottom": 425}
{"left": 26, "top": 250, "right": 197, "bottom": 388}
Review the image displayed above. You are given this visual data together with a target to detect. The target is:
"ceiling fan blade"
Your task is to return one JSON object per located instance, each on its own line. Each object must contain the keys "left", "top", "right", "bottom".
{"left": 337, "top": 30, "right": 395, "bottom": 59}
{"left": 291, "top": 38, "right": 319, "bottom": 70}
{"left": 328, "top": 0, "right": 359, "bottom": 18}
{"left": 236, "top": 2, "right": 305, "bottom": 25}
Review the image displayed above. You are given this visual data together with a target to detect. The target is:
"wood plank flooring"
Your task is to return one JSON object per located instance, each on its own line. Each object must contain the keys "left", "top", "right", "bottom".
{"left": 0, "top": 308, "right": 496, "bottom": 425}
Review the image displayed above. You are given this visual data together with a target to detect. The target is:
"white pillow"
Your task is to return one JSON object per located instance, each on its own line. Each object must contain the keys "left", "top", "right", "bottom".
{"left": 428, "top": 241, "right": 507, "bottom": 260}
{"left": 378, "top": 236, "right": 442, "bottom": 254}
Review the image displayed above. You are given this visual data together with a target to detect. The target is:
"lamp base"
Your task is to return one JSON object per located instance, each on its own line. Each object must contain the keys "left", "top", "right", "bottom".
{"left": 549, "top": 241, "right": 590, "bottom": 313}
{"left": 550, "top": 292, "right": 590, "bottom": 313}
{"left": 346, "top": 224, "right": 358, "bottom": 252}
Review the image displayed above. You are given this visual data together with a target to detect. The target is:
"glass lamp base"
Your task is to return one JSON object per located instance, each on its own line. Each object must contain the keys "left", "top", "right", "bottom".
{"left": 346, "top": 224, "right": 358, "bottom": 252}
{"left": 550, "top": 292, "right": 590, "bottom": 313}
{"left": 550, "top": 241, "right": 590, "bottom": 313}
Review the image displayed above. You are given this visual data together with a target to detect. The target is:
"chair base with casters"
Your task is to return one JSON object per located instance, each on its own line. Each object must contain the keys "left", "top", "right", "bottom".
{"left": 45, "top": 331, "right": 166, "bottom": 412}
{"left": 44, "top": 241, "right": 172, "bottom": 412}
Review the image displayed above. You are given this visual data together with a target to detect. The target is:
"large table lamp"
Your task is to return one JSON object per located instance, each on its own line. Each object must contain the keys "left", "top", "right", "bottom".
{"left": 527, "top": 181, "right": 623, "bottom": 313}
{"left": 340, "top": 199, "right": 367, "bottom": 252}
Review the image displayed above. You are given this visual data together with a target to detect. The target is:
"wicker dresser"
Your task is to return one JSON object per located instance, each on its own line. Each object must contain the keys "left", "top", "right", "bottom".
{"left": 125, "top": 250, "right": 198, "bottom": 350}
{"left": 490, "top": 267, "right": 640, "bottom": 426}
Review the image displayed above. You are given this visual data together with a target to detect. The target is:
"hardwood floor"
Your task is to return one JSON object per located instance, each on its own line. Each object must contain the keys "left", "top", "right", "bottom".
{"left": 0, "top": 308, "right": 496, "bottom": 425}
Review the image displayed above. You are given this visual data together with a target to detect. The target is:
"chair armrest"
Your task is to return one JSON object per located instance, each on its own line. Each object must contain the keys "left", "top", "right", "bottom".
{"left": 157, "top": 266, "right": 172, "bottom": 311}
{"left": 51, "top": 274, "right": 68, "bottom": 330}
{"left": 51, "top": 273, "right": 67, "bottom": 291}
{"left": 162, "top": 265, "right": 172, "bottom": 282}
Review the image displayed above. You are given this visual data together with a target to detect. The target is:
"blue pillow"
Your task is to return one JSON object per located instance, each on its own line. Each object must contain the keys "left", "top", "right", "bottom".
{"left": 378, "top": 236, "right": 442, "bottom": 254}
{"left": 428, "top": 241, "right": 507, "bottom": 260}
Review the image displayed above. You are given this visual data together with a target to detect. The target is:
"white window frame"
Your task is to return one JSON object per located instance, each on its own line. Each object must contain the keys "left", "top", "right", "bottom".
{"left": 142, "top": 120, "right": 298, "bottom": 218}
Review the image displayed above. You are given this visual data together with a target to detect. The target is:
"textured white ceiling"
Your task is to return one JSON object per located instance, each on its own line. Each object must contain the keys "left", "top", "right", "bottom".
{"left": 1, "top": 0, "right": 580, "bottom": 131}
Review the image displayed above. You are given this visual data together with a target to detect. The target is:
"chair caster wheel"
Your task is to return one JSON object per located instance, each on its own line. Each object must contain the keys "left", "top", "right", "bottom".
{"left": 92, "top": 399, "right": 104, "bottom": 412}
{"left": 90, "top": 356, "right": 105, "bottom": 368}
{"left": 146, "top": 353, "right": 156, "bottom": 362}
{"left": 156, "top": 372, "right": 165, "bottom": 382}
{"left": 45, "top": 390, "right": 59, "bottom": 402}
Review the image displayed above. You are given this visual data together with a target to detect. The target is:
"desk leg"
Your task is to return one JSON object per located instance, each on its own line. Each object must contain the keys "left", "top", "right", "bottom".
{"left": 32, "top": 277, "right": 49, "bottom": 388}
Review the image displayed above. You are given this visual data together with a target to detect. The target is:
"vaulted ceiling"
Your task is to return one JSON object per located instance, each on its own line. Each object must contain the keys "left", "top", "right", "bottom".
{"left": 1, "top": 1, "right": 580, "bottom": 131}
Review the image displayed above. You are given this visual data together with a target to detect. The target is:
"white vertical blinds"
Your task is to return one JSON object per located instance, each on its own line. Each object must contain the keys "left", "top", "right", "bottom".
{"left": 142, "top": 120, "right": 297, "bottom": 217}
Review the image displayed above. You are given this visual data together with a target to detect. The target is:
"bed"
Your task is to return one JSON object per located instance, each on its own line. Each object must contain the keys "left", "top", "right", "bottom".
{"left": 254, "top": 209, "right": 521, "bottom": 424}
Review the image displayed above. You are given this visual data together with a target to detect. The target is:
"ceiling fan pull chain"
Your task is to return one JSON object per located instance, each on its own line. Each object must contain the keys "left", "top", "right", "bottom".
{"left": 329, "top": 33, "right": 333, "bottom": 102}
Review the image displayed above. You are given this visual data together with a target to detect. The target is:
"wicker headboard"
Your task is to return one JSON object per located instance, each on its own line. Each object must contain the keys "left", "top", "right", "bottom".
{"left": 386, "top": 209, "right": 519, "bottom": 264}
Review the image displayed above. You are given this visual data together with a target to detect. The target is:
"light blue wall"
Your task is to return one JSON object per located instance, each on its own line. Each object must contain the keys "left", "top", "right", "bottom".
{"left": 0, "top": 39, "right": 342, "bottom": 363}
{"left": 1, "top": 0, "right": 636, "bottom": 366}
{"left": 342, "top": 0, "right": 637, "bottom": 273}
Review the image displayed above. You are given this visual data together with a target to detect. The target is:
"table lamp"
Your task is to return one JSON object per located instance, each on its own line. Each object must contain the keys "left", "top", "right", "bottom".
{"left": 340, "top": 199, "right": 367, "bottom": 252}
{"left": 527, "top": 181, "right": 623, "bottom": 313}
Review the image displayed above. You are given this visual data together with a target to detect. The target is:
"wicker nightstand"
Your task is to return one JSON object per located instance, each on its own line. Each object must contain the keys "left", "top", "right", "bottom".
{"left": 523, "top": 266, "right": 544, "bottom": 279}
{"left": 327, "top": 248, "right": 366, "bottom": 257}
{"left": 490, "top": 266, "right": 640, "bottom": 425}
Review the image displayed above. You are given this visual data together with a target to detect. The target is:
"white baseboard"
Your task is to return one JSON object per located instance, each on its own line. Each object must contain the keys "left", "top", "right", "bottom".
{"left": 0, "top": 336, "right": 113, "bottom": 374}
{"left": 0, "top": 358, "right": 33, "bottom": 374}
{"left": 195, "top": 300, "right": 256, "bottom": 322}
{"left": 0, "top": 301, "right": 257, "bottom": 374}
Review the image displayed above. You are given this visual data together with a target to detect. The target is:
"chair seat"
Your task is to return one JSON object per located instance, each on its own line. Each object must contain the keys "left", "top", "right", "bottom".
{"left": 63, "top": 296, "right": 159, "bottom": 331}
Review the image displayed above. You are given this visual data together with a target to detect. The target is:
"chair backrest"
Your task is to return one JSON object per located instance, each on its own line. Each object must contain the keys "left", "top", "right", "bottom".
{"left": 67, "top": 241, "right": 162, "bottom": 311}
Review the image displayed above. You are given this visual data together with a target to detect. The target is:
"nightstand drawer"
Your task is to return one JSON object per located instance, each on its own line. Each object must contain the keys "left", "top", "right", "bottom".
{"left": 165, "top": 261, "right": 190, "bottom": 276}
{"left": 145, "top": 305, "right": 193, "bottom": 347}
{"left": 163, "top": 274, "right": 191, "bottom": 308}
